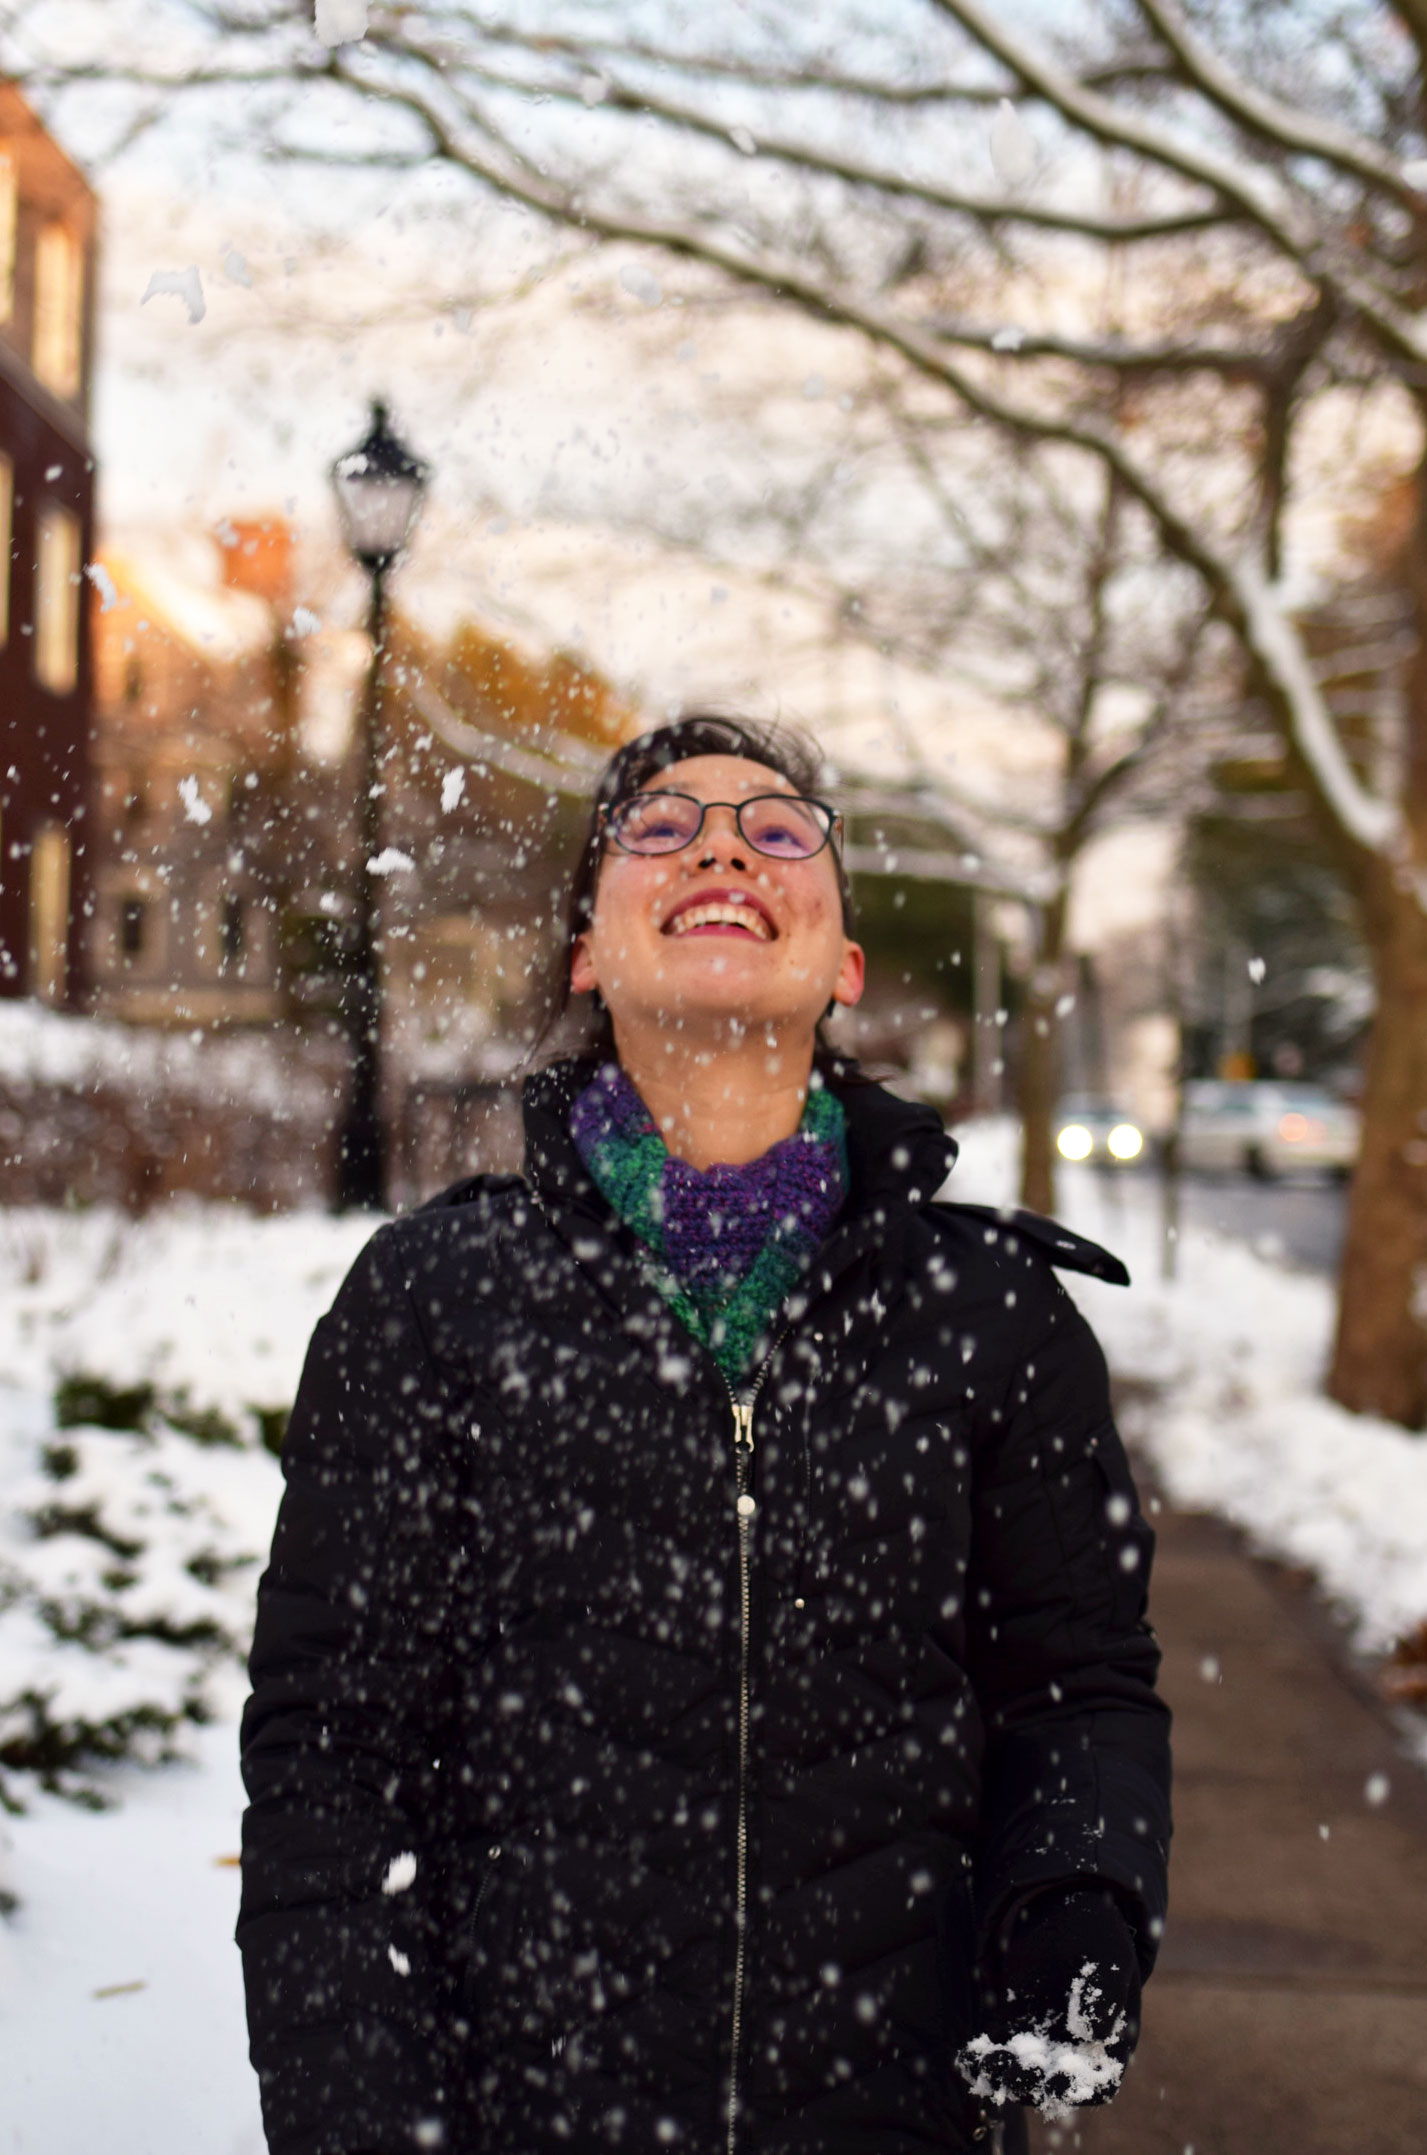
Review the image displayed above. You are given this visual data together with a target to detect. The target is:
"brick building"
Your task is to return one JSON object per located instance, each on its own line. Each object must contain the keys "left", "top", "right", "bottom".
{"left": 0, "top": 84, "right": 98, "bottom": 1010}
{"left": 83, "top": 517, "right": 634, "bottom": 1194}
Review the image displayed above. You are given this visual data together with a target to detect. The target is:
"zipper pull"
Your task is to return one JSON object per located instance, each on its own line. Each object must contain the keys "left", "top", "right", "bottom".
{"left": 731, "top": 1398, "right": 754, "bottom": 1453}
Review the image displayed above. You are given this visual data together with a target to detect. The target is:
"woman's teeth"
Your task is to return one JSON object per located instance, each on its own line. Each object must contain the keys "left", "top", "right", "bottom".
{"left": 668, "top": 902, "right": 772, "bottom": 940}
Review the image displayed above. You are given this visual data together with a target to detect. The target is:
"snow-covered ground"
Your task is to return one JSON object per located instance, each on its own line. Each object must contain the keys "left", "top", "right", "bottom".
{"left": 2, "top": 1127, "right": 1426, "bottom": 2152}
{"left": 950, "top": 1122, "right": 1427, "bottom": 1658}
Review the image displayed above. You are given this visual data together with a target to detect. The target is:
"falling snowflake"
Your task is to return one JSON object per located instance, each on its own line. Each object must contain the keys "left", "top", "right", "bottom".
{"left": 177, "top": 777, "right": 212, "bottom": 827}
{"left": 440, "top": 767, "right": 466, "bottom": 813}
{"left": 619, "top": 264, "right": 663, "bottom": 308}
{"left": 989, "top": 98, "right": 1036, "bottom": 188}
{"left": 367, "top": 847, "right": 415, "bottom": 876}
{"left": 85, "top": 563, "right": 120, "bottom": 613}
{"left": 290, "top": 605, "right": 322, "bottom": 637}
{"left": 382, "top": 1850, "right": 418, "bottom": 1895}
{"left": 140, "top": 268, "right": 205, "bottom": 325}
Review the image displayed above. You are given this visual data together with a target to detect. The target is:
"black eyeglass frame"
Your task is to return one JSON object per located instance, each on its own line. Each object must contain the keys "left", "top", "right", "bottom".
{"left": 600, "top": 789, "right": 843, "bottom": 861}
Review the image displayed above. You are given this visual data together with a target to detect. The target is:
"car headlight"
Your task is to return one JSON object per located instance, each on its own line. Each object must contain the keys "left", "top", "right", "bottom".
{"left": 1108, "top": 1123, "right": 1143, "bottom": 1160}
{"left": 1057, "top": 1124, "right": 1093, "bottom": 1161}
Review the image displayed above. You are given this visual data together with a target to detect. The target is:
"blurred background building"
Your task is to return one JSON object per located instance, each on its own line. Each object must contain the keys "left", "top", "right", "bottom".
{"left": 0, "top": 82, "right": 97, "bottom": 1012}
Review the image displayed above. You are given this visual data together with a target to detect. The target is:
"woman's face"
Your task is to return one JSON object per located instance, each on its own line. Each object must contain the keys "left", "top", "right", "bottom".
{"left": 570, "top": 754, "right": 865, "bottom": 1051}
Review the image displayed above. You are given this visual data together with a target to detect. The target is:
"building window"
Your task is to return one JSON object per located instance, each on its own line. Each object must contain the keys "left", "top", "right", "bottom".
{"left": 118, "top": 895, "right": 147, "bottom": 959}
{"left": 0, "top": 452, "right": 12, "bottom": 648}
{"left": 30, "top": 822, "right": 70, "bottom": 1004}
{"left": 219, "top": 893, "right": 245, "bottom": 973}
{"left": 35, "top": 504, "right": 80, "bottom": 694}
{"left": 32, "top": 222, "right": 83, "bottom": 399}
{"left": 0, "top": 156, "right": 15, "bottom": 326}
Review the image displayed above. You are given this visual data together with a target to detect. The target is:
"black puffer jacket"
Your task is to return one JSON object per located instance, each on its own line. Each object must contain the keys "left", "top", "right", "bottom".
{"left": 238, "top": 1060, "right": 1171, "bottom": 2155}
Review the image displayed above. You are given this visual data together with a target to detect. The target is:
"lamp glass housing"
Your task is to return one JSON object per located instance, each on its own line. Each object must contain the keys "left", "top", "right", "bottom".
{"left": 331, "top": 400, "right": 429, "bottom": 568}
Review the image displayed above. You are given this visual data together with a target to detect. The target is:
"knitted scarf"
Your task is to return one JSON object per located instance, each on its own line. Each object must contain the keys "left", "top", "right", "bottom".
{"left": 569, "top": 1063, "right": 848, "bottom": 1386}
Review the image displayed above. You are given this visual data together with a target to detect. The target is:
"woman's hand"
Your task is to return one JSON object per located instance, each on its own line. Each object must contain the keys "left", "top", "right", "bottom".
{"left": 957, "top": 1885, "right": 1142, "bottom": 2118}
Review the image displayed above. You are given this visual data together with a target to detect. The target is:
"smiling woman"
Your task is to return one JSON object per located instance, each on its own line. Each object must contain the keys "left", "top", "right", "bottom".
{"left": 561, "top": 718, "right": 864, "bottom": 1168}
{"left": 238, "top": 714, "right": 1171, "bottom": 2155}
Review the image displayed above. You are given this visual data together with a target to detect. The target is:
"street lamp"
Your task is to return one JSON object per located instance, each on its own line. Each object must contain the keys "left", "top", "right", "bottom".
{"left": 329, "top": 397, "right": 430, "bottom": 1210}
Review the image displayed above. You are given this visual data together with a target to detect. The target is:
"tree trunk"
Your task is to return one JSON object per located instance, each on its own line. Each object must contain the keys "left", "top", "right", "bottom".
{"left": 1326, "top": 862, "right": 1427, "bottom": 1425}
{"left": 1327, "top": 418, "right": 1427, "bottom": 1426}
{"left": 1019, "top": 893, "right": 1069, "bottom": 1216}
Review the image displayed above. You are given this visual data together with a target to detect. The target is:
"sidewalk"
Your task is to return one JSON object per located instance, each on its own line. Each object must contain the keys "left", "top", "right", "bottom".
{"left": 1038, "top": 1501, "right": 1427, "bottom": 2154}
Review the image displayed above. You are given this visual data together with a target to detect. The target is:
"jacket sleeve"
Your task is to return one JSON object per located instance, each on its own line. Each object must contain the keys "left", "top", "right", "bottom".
{"left": 964, "top": 1257, "right": 1171, "bottom": 1978}
{"left": 237, "top": 1225, "right": 477, "bottom": 2155}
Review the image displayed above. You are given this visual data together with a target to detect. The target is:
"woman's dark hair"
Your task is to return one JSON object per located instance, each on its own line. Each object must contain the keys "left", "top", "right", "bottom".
{"left": 537, "top": 711, "right": 857, "bottom": 1065}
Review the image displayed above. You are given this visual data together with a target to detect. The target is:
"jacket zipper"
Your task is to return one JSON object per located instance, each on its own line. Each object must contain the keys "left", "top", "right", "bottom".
{"left": 472, "top": 1843, "right": 502, "bottom": 1930}
{"left": 525, "top": 1181, "right": 880, "bottom": 2147}
{"left": 722, "top": 1336, "right": 787, "bottom": 2155}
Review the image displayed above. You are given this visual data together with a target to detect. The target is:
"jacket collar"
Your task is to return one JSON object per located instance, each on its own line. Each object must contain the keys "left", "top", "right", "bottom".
{"left": 521, "top": 1053, "right": 957, "bottom": 1222}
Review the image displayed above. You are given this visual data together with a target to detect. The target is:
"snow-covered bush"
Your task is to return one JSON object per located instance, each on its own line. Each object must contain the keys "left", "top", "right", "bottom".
{"left": 0, "top": 1200, "right": 372, "bottom": 1808}
{"left": 0, "top": 1380, "right": 282, "bottom": 1804}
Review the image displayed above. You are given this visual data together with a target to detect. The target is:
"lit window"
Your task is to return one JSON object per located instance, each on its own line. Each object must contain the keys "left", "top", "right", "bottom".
{"left": 35, "top": 503, "right": 80, "bottom": 693}
{"left": 0, "top": 156, "right": 15, "bottom": 326}
{"left": 29, "top": 822, "right": 70, "bottom": 1004}
{"left": 0, "top": 452, "right": 12, "bottom": 647}
{"left": 32, "top": 222, "right": 83, "bottom": 398}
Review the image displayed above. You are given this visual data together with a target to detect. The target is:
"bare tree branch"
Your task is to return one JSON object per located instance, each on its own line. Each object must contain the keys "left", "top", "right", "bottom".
{"left": 1133, "top": 0, "right": 1418, "bottom": 207}
{"left": 929, "top": 0, "right": 1427, "bottom": 372}
{"left": 917, "top": 315, "right": 1271, "bottom": 375}
{"left": 441, "top": 51, "right": 1234, "bottom": 246}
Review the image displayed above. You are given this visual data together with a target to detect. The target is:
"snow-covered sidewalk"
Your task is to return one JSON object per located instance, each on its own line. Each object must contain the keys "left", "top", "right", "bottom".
{"left": 1, "top": 1127, "right": 1426, "bottom": 2151}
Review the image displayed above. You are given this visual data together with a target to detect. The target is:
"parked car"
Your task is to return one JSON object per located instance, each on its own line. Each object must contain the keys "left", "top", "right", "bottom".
{"left": 1054, "top": 1096, "right": 1147, "bottom": 1167}
{"left": 1178, "top": 1080, "right": 1358, "bottom": 1180}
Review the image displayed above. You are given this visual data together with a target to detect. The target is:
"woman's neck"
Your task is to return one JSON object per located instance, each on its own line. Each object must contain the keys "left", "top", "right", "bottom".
{"left": 612, "top": 1025, "right": 816, "bottom": 1169}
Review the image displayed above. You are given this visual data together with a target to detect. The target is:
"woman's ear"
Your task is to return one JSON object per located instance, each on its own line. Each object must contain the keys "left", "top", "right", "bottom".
{"left": 832, "top": 941, "right": 865, "bottom": 1008}
{"left": 570, "top": 930, "right": 598, "bottom": 996}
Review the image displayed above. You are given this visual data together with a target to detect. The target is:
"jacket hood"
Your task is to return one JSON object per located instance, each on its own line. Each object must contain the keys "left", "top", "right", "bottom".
{"left": 522, "top": 1054, "right": 957, "bottom": 1218}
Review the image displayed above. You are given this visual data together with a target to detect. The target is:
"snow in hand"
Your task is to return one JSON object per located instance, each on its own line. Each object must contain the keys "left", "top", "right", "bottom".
{"left": 140, "top": 267, "right": 205, "bottom": 325}
{"left": 960, "top": 1962, "right": 1127, "bottom": 2120}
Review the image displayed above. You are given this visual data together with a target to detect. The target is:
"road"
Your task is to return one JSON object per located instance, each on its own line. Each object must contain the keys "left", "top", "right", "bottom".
{"left": 1097, "top": 1168, "right": 1347, "bottom": 1276}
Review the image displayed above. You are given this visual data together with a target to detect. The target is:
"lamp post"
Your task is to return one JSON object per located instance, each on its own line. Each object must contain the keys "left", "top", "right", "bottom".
{"left": 329, "top": 398, "right": 430, "bottom": 1210}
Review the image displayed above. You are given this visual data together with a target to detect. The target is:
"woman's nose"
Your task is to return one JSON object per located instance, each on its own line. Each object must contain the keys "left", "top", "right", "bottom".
{"left": 696, "top": 803, "right": 749, "bottom": 868}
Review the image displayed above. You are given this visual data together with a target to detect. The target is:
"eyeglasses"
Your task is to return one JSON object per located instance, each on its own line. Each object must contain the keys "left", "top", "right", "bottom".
{"left": 603, "top": 790, "right": 840, "bottom": 861}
